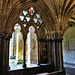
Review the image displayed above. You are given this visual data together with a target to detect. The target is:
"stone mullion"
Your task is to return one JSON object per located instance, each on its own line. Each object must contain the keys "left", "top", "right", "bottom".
{"left": 40, "top": 42, "right": 42, "bottom": 63}
{"left": 23, "top": 37, "right": 26, "bottom": 68}
{"left": 38, "top": 39, "right": 40, "bottom": 65}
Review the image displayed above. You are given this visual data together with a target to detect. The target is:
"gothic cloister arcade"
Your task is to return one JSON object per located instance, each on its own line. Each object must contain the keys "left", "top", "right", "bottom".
{"left": 0, "top": 0, "right": 75, "bottom": 75}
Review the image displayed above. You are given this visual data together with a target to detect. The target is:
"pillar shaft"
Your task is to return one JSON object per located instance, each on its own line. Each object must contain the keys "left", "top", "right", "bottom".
{"left": 38, "top": 39, "right": 40, "bottom": 65}
{"left": 59, "top": 39, "right": 63, "bottom": 68}
{"left": 53, "top": 40, "right": 57, "bottom": 68}
{"left": 23, "top": 37, "right": 26, "bottom": 68}
{"left": 48, "top": 39, "right": 52, "bottom": 64}
{"left": 56, "top": 40, "right": 60, "bottom": 68}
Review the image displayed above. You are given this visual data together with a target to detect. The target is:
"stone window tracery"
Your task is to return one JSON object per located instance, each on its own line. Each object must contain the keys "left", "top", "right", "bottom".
{"left": 19, "top": 7, "right": 43, "bottom": 28}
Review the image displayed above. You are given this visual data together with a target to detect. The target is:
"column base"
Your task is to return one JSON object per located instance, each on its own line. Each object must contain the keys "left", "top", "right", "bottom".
{"left": 7, "top": 66, "right": 10, "bottom": 70}
{"left": 22, "top": 64, "right": 26, "bottom": 68}
{"left": 37, "top": 62, "right": 40, "bottom": 65}
{"left": 47, "top": 62, "right": 51, "bottom": 65}
{"left": 0, "top": 66, "right": 10, "bottom": 71}
{"left": 61, "top": 67, "right": 66, "bottom": 75}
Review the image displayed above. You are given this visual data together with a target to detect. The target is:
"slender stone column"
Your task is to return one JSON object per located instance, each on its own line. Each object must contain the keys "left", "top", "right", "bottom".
{"left": 51, "top": 39, "right": 54, "bottom": 65}
{"left": 53, "top": 39, "right": 57, "bottom": 68}
{"left": 6, "top": 36, "right": 10, "bottom": 70}
{"left": 2, "top": 37, "right": 6, "bottom": 70}
{"left": 47, "top": 39, "right": 50, "bottom": 64}
{"left": 23, "top": 37, "right": 26, "bottom": 68}
{"left": 46, "top": 39, "right": 48, "bottom": 63}
{"left": 59, "top": 38, "right": 63, "bottom": 68}
{"left": 53, "top": 38, "right": 61, "bottom": 69}
{"left": 38, "top": 38, "right": 40, "bottom": 65}
{"left": 48, "top": 39, "right": 52, "bottom": 64}
{"left": 49, "top": 39, "right": 53, "bottom": 64}
{"left": 56, "top": 39, "right": 60, "bottom": 69}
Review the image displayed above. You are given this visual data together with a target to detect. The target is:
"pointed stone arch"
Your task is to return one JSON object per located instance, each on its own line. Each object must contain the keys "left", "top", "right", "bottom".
{"left": 4, "top": 0, "right": 56, "bottom": 37}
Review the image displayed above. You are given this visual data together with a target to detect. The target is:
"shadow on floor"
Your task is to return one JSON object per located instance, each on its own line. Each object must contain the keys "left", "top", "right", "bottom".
{"left": 64, "top": 63, "right": 75, "bottom": 75}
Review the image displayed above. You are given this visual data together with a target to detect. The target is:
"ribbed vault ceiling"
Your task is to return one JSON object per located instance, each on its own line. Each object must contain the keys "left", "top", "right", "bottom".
{"left": 43, "top": 0, "right": 75, "bottom": 25}
{"left": 68, "top": 14, "right": 75, "bottom": 26}
{"left": 0, "top": 0, "right": 75, "bottom": 33}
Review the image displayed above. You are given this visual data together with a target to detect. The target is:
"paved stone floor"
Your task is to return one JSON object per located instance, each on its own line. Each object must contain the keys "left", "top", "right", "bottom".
{"left": 64, "top": 63, "right": 75, "bottom": 75}
{"left": 36, "top": 63, "right": 75, "bottom": 75}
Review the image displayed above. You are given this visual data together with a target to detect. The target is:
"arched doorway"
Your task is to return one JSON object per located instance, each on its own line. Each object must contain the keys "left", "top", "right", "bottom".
{"left": 63, "top": 26, "right": 75, "bottom": 64}
{"left": 63, "top": 13, "right": 75, "bottom": 75}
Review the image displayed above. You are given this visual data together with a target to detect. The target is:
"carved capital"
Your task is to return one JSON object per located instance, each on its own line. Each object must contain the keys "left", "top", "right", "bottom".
{"left": 23, "top": 36, "right": 27, "bottom": 40}
{"left": 0, "top": 33, "right": 6, "bottom": 38}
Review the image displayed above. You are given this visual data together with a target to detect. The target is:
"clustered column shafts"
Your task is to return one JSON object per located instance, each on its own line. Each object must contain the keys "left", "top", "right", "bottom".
{"left": 47, "top": 31, "right": 63, "bottom": 70}
{"left": 52, "top": 38, "right": 63, "bottom": 69}
{"left": 59, "top": 39, "right": 63, "bottom": 68}
{"left": 6, "top": 36, "right": 10, "bottom": 70}
{"left": 0, "top": 34, "right": 10, "bottom": 71}
{"left": 37, "top": 36, "right": 63, "bottom": 70}
{"left": 0, "top": 33, "right": 64, "bottom": 72}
